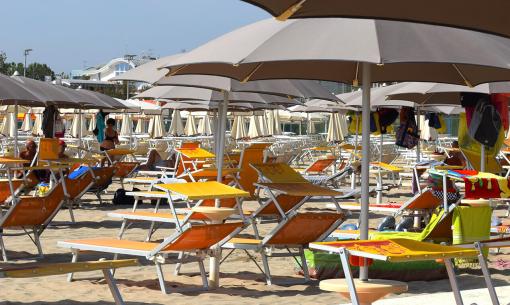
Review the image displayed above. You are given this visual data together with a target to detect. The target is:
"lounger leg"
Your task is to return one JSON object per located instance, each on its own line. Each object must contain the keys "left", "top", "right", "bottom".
{"left": 174, "top": 251, "right": 184, "bottom": 276}
{"left": 475, "top": 243, "right": 500, "bottom": 305}
{"left": 118, "top": 220, "right": 128, "bottom": 239}
{"left": 198, "top": 258, "right": 209, "bottom": 290}
{"left": 261, "top": 252, "right": 272, "bottom": 285}
{"left": 33, "top": 229, "right": 43, "bottom": 258}
{"left": 102, "top": 269, "right": 125, "bottom": 305}
{"left": 0, "top": 234, "right": 7, "bottom": 262}
{"left": 146, "top": 222, "right": 157, "bottom": 241}
{"left": 68, "top": 199, "right": 76, "bottom": 223}
{"left": 155, "top": 262, "right": 168, "bottom": 294}
{"left": 338, "top": 248, "right": 360, "bottom": 305}
{"left": 68, "top": 251, "right": 79, "bottom": 282}
{"left": 444, "top": 258, "right": 464, "bottom": 305}
{"left": 299, "top": 247, "right": 310, "bottom": 282}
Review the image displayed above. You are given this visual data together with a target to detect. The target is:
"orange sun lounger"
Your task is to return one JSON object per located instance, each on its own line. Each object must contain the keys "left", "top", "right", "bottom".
{"left": 58, "top": 222, "right": 244, "bottom": 294}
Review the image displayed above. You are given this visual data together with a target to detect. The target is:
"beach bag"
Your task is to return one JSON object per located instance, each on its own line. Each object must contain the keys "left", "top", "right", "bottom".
{"left": 468, "top": 99, "right": 501, "bottom": 147}
{"left": 395, "top": 118, "right": 419, "bottom": 149}
{"left": 491, "top": 93, "right": 509, "bottom": 130}
{"left": 461, "top": 92, "right": 489, "bottom": 108}
{"left": 377, "top": 108, "right": 399, "bottom": 134}
{"left": 112, "top": 188, "right": 140, "bottom": 205}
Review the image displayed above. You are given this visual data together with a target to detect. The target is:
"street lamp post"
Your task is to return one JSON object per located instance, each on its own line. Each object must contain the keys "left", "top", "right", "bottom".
{"left": 23, "top": 48, "right": 33, "bottom": 77}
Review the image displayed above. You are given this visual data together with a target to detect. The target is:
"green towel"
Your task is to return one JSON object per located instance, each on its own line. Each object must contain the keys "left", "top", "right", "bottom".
{"left": 452, "top": 205, "right": 491, "bottom": 266}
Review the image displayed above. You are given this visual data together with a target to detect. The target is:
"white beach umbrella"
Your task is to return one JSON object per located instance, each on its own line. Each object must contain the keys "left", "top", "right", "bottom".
{"left": 248, "top": 115, "right": 262, "bottom": 138}
{"left": 135, "top": 117, "right": 145, "bottom": 134}
{"left": 71, "top": 113, "right": 87, "bottom": 138}
{"left": 150, "top": 114, "right": 165, "bottom": 138}
{"left": 168, "top": 110, "right": 184, "bottom": 136}
{"left": 1, "top": 113, "right": 16, "bottom": 137}
{"left": 272, "top": 109, "right": 281, "bottom": 135}
{"left": 184, "top": 115, "right": 197, "bottom": 136}
{"left": 88, "top": 114, "right": 96, "bottom": 134}
{"left": 258, "top": 114, "right": 269, "bottom": 136}
{"left": 307, "top": 115, "right": 316, "bottom": 134}
{"left": 234, "top": 115, "right": 247, "bottom": 139}
{"left": 197, "top": 115, "right": 212, "bottom": 135}
{"left": 21, "top": 109, "right": 33, "bottom": 132}
{"left": 120, "top": 113, "right": 134, "bottom": 137}
{"left": 32, "top": 113, "right": 43, "bottom": 136}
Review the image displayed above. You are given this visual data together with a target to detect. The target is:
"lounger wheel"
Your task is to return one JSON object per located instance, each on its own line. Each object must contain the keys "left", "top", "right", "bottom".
{"left": 319, "top": 278, "right": 407, "bottom": 305}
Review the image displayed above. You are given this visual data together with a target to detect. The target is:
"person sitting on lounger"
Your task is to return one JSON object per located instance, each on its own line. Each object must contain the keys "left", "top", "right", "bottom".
{"left": 20, "top": 140, "right": 37, "bottom": 161}
{"left": 58, "top": 140, "right": 69, "bottom": 159}
{"left": 137, "top": 149, "right": 176, "bottom": 171}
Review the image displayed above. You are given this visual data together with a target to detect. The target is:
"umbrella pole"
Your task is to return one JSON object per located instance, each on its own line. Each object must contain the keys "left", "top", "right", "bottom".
{"left": 416, "top": 106, "right": 421, "bottom": 162}
{"left": 351, "top": 111, "right": 360, "bottom": 189}
{"left": 14, "top": 102, "right": 18, "bottom": 157}
{"left": 480, "top": 144, "right": 486, "bottom": 172}
{"left": 359, "top": 63, "right": 371, "bottom": 281}
{"left": 209, "top": 91, "right": 229, "bottom": 289}
{"left": 78, "top": 108, "right": 82, "bottom": 158}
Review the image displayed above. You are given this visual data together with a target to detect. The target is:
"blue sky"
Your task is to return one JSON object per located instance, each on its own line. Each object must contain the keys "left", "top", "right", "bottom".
{"left": 0, "top": 0, "right": 268, "bottom": 74}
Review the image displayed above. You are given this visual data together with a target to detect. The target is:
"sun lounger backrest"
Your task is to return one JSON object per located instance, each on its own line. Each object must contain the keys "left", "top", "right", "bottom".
{"left": 265, "top": 213, "right": 344, "bottom": 245}
{"left": 238, "top": 145, "right": 268, "bottom": 196}
{"left": 419, "top": 209, "right": 453, "bottom": 241}
{"left": 163, "top": 222, "right": 243, "bottom": 251}
{"left": 0, "top": 180, "right": 23, "bottom": 204}
{"left": 181, "top": 142, "right": 200, "bottom": 149}
{"left": 305, "top": 157, "right": 336, "bottom": 174}
{"left": 2, "top": 182, "right": 65, "bottom": 227}
{"left": 251, "top": 163, "right": 307, "bottom": 183}
{"left": 90, "top": 167, "right": 115, "bottom": 191}
{"left": 258, "top": 195, "right": 304, "bottom": 215}
{"left": 65, "top": 171, "right": 94, "bottom": 200}
{"left": 113, "top": 161, "right": 139, "bottom": 178}
{"left": 404, "top": 189, "right": 442, "bottom": 210}
{"left": 38, "top": 138, "right": 60, "bottom": 161}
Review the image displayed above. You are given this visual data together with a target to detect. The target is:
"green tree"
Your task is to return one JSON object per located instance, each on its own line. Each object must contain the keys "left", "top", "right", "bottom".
{"left": 26, "top": 62, "right": 55, "bottom": 81}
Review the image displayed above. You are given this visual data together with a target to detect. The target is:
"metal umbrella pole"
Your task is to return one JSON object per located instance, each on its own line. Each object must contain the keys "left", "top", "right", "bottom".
{"left": 14, "top": 102, "right": 19, "bottom": 157}
{"left": 359, "top": 63, "right": 371, "bottom": 280}
{"left": 209, "top": 90, "right": 229, "bottom": 289}
{"left": 416, "top": 106, "right": 421, "bottom": 162}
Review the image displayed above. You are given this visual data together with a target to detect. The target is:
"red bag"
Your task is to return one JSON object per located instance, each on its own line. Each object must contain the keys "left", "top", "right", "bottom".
{"left": 491, "top": 93, "right": 509, "bottom": 130}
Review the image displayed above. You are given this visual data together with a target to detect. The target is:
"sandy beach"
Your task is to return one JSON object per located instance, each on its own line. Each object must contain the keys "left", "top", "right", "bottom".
{"left": 1, "top": 183, "right": 509, "bottom": 305}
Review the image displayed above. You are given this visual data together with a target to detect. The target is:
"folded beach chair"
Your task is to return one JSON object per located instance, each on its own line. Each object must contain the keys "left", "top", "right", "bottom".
{"left": 223, "top": 211, "right": 345, "bottom": 285}
{"left": 58, "top": 222, "right": 244, "bottom": 294}
{"left": 0, "top": 259, "right": 138, "bottom": 305}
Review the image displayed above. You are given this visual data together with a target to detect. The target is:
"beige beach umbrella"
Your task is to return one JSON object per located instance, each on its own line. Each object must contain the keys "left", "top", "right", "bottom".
{"left": 247, "top": 115, "right": 262, "bottom": 138}
{"left": 21, "top": 109, "right": 33, "bottom": 132}
{"left": 307, "top": 115, "right": 315, "bottom": 134}
{"left": 135, "top": 117, "right": 145, "bottom": 134}
{"left": 88, "top": 114, "right": 96, "bottom": 134}
{"left": 120, "top": 113, "right": 133, "bottom": 137}
{"left": 168, "top": 110, "right": 184, "bottom": 136}
{"left": 197, "top": 115, "right": 212, "bottom": 135}
{"left": 272, "top": 110, "right": 281, "bottom": 135}
{"left": 258, "top": 114, "right": 269, "bottom": 136}
{"left": 184, "top": 115, "right": 197, "bottom": 136}
{"left": 241, "top": 0, "right": 510, "bottom": 39}
{"left": 1, "top": 112, "right": 16, "bottom": 137}
{"left": 70, "top": 113, "right": 87, "bottom": 138}
{"left": 150, "top": 114, "right": 165, "bottom": 139}
{"left": 32, "top": 113, "right": 43, "bottom": 136}
{"left": 234, "top": 115, "right": 247, "bottom": 139}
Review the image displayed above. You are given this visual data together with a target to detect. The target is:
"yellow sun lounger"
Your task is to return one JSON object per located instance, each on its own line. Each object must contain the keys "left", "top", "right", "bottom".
{"left": 58, "top": 222, "right": 243, "bottom": 294}
{"left": 0, "top": 259, "right": 138, "bottom": 305}
{"left": 310, "top": 239, "right": 478, "bottom": 305}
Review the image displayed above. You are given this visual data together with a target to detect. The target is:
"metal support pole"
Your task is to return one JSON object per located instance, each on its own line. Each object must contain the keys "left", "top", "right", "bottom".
{"left": 78, "top": 108, "right": 82, "bottom": 158}
{"left": 14, "top": 102, "right": 19, "bottom": 157}
{"left": 416, "top": 107, "right": 421, "bottom": 162}
{"left": 481, "top": 144, "right": 486, "bottom": 172}
{"left": 359, "top": 62, "right": 371, "bottom": 281}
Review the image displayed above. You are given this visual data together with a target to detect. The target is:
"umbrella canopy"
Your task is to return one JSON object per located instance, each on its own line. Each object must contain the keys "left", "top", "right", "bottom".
{"left": 157, "top": 74, "right": 339, "bottom": 101}
{"left": 307, "top": 117, "right": 315, "bottom": 134}
{"left": 119, "top": 99, "right": 162, "bottom": 114}
{"left": 0, "top": 73, "right": 43, "bottom": 106}
{"left": 386, "top": 81, "right": 510, "bottom": 105}
{"left": 168, "top": 110, "right": 184, "bottom": 136}
{"left": 268, "top": 109, "right": 281, "bottom": 135}
{"left": 184, "top": 115, "right": 197, "bottom": 136}
{"left": 326, "top": 113, "right": 343, "bottom": 142}
{"left": 88, "top": 115, "right": 97, "bottom": 134}
{"left": 197, "top": 115, "right": 212, "bottom": 135}
{"left": 164, "top": 18, "right": 510, "bottom": 86}
{"left": 21, "top": 109, "right": 33, "bottom": 132}
{"left": 135, "top": 85, "right": 302, "bottom": 106}
{"left": 241, "top": 0, "right": 510, "bottom": 39}
{"left": 259, "top": 114, "right": 269, "bottom": 136}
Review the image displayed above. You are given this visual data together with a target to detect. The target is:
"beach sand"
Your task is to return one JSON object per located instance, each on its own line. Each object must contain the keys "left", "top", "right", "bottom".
{"left": 1, "top": 183, "right": 509, "bottom": 305}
